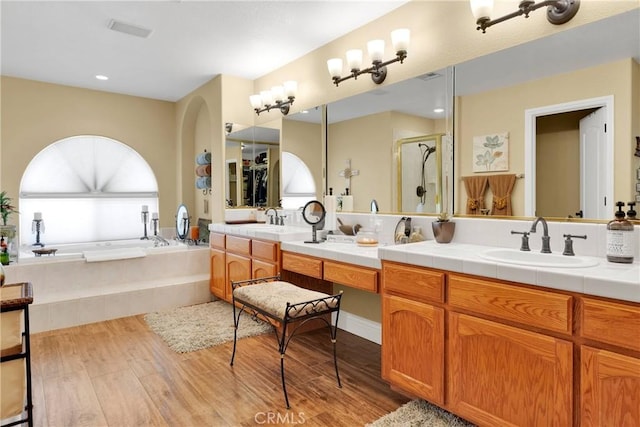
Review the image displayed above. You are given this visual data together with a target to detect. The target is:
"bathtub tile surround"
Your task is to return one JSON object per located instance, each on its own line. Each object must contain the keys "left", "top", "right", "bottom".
{"left": 3, "top": 245, "right": 210, "bottom": 332}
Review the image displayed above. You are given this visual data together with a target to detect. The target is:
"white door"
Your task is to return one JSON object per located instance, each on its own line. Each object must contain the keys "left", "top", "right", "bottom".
{"left": 579, "top": 107, "right": 608, "bottom": 219}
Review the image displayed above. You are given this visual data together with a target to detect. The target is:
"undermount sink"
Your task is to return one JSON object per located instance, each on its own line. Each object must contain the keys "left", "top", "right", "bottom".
{"left": 478, "top": 248, "right": 599, "bottom": 268}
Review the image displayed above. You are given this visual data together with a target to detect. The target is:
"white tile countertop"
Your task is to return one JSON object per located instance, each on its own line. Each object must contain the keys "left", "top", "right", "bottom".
{"left": 379, "top": 241, "right": 640, "bottom": 303}
{"left": 210, "top": 219, "right": 639, "bottom": 303}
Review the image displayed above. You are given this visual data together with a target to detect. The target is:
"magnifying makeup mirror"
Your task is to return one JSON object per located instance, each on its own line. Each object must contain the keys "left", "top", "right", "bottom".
{"left": 302, "top": 200, "right": 326, "bottom": 244}
{"left": 176, "top": 204, "right": 190, "bottom": 240}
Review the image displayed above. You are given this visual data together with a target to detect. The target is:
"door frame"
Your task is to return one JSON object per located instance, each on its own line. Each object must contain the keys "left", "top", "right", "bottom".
{"left": 524, "top": 95, "right": 614, "bottom": 217}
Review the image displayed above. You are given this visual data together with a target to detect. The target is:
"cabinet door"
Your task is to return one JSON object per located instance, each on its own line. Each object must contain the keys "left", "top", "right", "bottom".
{"left": 210, "top": 248, "right": 226, "bottom": 300}
{"left": 581, "top": 346, "right": 640, "bottom": 426}
{"left": 448, "top": 313, "right": 572, "bottom": 427}
{"left": 252, "top": 259, "right": 278, "bottom": 279}
{"left": 381, "top": 295, "right": 444, "bottom": 405}
{"left": 226, "top": 253, "right": 251, "bottom": 299}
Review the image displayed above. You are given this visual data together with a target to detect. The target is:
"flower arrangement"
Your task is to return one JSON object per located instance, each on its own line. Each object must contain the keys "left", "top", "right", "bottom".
{"left": 435, "top": 211, "right": 451, "bottom": 222}
{"left": 0, "top": 191, "right": 18, "bottom": 226}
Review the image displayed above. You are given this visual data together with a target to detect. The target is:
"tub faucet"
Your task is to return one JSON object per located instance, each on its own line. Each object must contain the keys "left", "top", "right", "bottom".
{"left": 530, "top": 216, "right": 551, "bottom": 253}
{"left": 370, "top": 199, "right": 379, "bottom": 214}
{"left": 265, "top": 208, "right": 278, "bottom": 225}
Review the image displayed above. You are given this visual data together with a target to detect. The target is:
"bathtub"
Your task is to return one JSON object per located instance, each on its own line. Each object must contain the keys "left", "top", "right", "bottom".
{"left": 6, "top": 239, "right": 211, "bottom": 332}
{"left": 18, "top": 238, "right": 187, "bottom": 263}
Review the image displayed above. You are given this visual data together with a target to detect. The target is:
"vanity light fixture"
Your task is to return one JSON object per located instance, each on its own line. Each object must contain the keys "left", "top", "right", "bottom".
{"left": 250, "top": 81, "right": 297, "bottom": 115}
{"left": 470, "top": 0, "right": 580, "bottom": 33}
{"left": 327, "top": 28, "right": 410, "bottom": 87}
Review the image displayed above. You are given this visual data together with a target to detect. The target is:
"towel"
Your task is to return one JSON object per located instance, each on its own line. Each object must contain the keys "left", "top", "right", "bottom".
{"left": 83, "top": 248, "right": 146, "bottom": 263}
{"left": 196, "top": 152, "right": 211, "bottom": 165}
{"left": 196, "top": 176, "right": 211, "bottom": 189}
{"left": 195, "top": 164, "right": 211, "bottom": 177}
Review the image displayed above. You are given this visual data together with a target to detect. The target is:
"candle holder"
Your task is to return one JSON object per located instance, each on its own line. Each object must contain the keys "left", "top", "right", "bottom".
{"left": 141, "top": 210, "right": 149, "bottom": 240}
{"left": 32, "top": 219, "right": 45, "bottom": 247}
{"left": 151, "top": 217, "right": 159, "bottom": 236}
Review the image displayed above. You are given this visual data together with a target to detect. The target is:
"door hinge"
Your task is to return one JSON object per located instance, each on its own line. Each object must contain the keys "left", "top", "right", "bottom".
{"left": 604, "top": 196, "right": 607, "bottom": 206}
{"left": 604, "top": 123, "right": 607, "bottom": 133}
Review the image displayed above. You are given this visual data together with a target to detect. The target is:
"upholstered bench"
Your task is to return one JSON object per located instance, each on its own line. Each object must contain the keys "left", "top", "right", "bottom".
{"left": 229, "top": 275, "right": 343, "bottom": 408}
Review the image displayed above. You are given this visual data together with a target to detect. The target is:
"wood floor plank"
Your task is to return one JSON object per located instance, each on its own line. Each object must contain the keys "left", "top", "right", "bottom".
{"left": 29, "top": 313, "right": 409, "bottom": 426}
{"left": 91, "top": 369, "right": 168, "bottom": 427}
{"left": 41, "top": 369, "right": 108, "bottom": 427}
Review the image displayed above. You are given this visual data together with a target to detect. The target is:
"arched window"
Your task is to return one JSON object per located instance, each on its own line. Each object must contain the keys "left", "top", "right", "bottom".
{"left": 281, "top": 151, "right": 316, "bottom": 209}
{"left": 19, "top": 135, "right": 158, "bottom": 245}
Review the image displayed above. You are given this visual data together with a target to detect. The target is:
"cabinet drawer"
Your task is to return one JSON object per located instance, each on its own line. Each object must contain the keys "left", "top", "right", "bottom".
{"left": 209, "top": 232, "right": 225, "bottom": 249}
{"left": 251, "top": 240, "right": 278, "bottom": 263}
{"left": 581, "top": 297, "right": 640, "bottom": 352}
{"left": 382, "top": 262, "right": 444, "bottom": 303}
{"left": 282, "top": 252, "right": 322, "bottom": 279}
{"left": 449, "top": 274, "right": 573, "bottom": 334}
{"left": 226, "top": 235, "right": 251, "bottom": 256}
{"left": 324, "top": 261, "right": 378, "bottom": 293}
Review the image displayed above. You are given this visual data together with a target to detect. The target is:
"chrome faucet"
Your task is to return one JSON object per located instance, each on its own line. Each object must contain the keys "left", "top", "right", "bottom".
{"left": 265, "top": 207, "right": 278, "bottom": 225}
{"left": 530, "top": 217, "right": 551, "bottom": 253}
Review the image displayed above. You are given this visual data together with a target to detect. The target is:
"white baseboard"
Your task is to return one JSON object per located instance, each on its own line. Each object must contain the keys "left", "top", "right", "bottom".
{"left": 333, "top": 310, "right": 381, "bottom": 345}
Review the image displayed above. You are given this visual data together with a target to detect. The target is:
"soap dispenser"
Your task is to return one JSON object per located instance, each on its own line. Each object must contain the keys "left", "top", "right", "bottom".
{"left": 606, "top": 201, "right": 635, "bottom": 264}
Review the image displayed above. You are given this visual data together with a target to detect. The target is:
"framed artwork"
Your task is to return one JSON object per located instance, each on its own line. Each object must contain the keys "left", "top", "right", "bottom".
{"left": 473, "top": 132, "right": 509, "bottom": 172}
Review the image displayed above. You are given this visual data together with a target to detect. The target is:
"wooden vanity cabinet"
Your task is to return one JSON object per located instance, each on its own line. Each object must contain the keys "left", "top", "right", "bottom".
{"left": 209, "top": 233, "right": 281, "bottom": 302}
{"left": 209, "top": 232, "right": 226, "bottom": 300}
{"left": 580, "top": 297, "right": 640, "bottom": 426}
{"left": 381, "top": 262, "right": 445, "bottom": 404}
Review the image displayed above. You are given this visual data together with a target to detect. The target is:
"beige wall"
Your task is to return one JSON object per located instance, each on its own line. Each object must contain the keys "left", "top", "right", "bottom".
{"left": 0, "top": 76, "right": 177, "bottom": 227}
{"left": 456, "top": 58, "right": 636, "bottom": 216}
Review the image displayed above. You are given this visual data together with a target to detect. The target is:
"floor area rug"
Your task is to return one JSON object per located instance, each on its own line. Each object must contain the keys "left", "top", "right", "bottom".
{"left": 367, "top": 400, "right": 475, "bottom": 427}
{"left": 144, "top": 300, "right": 272, "bottom": 353}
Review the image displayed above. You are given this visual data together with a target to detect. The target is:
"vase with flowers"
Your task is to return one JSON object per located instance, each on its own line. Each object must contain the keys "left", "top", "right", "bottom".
{"left": 0, "top": 191, "right": 18, "bottom": 266}
{"left": 431, "top": 212, "right": 455, "bottom": 244}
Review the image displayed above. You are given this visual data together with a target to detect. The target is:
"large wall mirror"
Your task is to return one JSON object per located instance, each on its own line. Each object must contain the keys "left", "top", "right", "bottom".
{"left": 454, "top": 9, "right": 639, "bottom": 221}
{"left": 325, "top": 67, "right": 455, "bottom": 214}
{"left": 225, "top": 124, "right": 280, "bottom": 208}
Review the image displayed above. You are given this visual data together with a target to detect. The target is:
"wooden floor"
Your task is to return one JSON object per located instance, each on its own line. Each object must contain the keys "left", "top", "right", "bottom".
{"left": 27, "top": 313, "right": 409, "bottom": 426}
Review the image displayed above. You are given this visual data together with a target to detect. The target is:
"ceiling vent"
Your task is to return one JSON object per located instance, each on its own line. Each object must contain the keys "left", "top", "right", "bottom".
{"left": 107, "top": 19, "right": 153, "bottom": 38}
{"left": 417, "top": 72, "right": 442, "bottom": 81}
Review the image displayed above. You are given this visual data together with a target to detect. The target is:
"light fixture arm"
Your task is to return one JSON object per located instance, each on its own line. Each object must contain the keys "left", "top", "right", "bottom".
{"left": 253, "top": 96, "right": 295, "bottom": 116}
{"left": 476, "top": 0, "right": 580, "bottom": 33}
{"left": 332, "top": 50, "right": 407, "bottom": 87}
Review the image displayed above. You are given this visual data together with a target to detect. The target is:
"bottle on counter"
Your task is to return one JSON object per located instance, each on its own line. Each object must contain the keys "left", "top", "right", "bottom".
{"left": 409, "top": 226, "right": 426, "bottom": 242}
{"left": 606, "top": 201, "right": 635, "bottom": 264}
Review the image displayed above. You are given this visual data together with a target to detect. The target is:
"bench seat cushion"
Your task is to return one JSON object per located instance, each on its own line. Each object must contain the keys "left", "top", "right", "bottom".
{"left": 233, "top": 281, "right": 337, "bottom": 320}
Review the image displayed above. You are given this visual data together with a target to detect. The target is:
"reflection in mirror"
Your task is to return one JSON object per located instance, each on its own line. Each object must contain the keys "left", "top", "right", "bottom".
{"left": 396, "top": 133, "right": 443, "bottom": 213}
{"left": 454, "top": 9, "right": 639, "bottom": 220}
{"left": 225, "top": 124, "right": 280, "bottom": 207}
{"left": 281, "top": 107, "right": 324, "bottom": 209}
{"left": 176, "top": 204, "right": 189, "bottom": 240}
{"left": 326, "top": 67, "right": 454, "bottom": 214}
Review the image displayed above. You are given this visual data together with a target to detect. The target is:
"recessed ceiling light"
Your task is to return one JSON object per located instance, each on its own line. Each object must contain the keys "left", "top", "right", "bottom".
{"left": 95, "top": 75, "right": 109, "bottom": 81}
{"left": 433, "top": 108, "right": 444, "bottom": 113}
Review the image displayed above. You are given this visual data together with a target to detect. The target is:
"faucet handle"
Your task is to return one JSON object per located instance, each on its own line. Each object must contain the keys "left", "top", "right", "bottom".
{"left": 511, "top": 230, "right": 531, "bottom": 251}
{"left": 278, "top": 215, "right": 286, "bottom": 226}
{"left": 562, "top": 234, "right": 587, "bottom": 256}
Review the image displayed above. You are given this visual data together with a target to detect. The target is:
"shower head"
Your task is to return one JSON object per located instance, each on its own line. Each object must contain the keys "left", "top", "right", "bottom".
{"left": 418, "top": 143, "right": 437, "bottom": 154}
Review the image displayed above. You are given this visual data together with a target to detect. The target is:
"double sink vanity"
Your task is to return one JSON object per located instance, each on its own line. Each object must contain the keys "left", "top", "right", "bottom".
{"left": 208, "top": 217, "right": 639, "bottom": 426}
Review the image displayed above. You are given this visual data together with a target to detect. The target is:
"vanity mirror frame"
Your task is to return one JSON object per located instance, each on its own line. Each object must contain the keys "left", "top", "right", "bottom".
{"left": 396, "top": 133, "right": 444, "bottom": 214}
{"left": 176, "top": 204, "right": 189, "bottom": 240}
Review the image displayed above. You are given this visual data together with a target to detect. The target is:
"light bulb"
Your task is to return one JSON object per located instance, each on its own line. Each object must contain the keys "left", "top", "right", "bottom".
{"left": 283, "top": 80, "right": 297, "bottom": 98}
{"left": 470, "top": 0, "right": 493, "bottom": 20}
{"left": 271, "top": 85, "right": 284, "bottom": 102}
{"left": 249, "top": 94, "right": 263, "bottom": 109}
{"left": 367, "top": 39, "right": 385, "bottom": 62}
{"left": 260, "top": 90, "right": 273, "bottom": 107}
{"left": 346, "top": 49, "right": 363, "bottom": 71}
{"left": 327, "top": 58, "right": 343, "bottom": 78}
{"left": 391, "top": 28, "right": 410, "bottom": 53}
